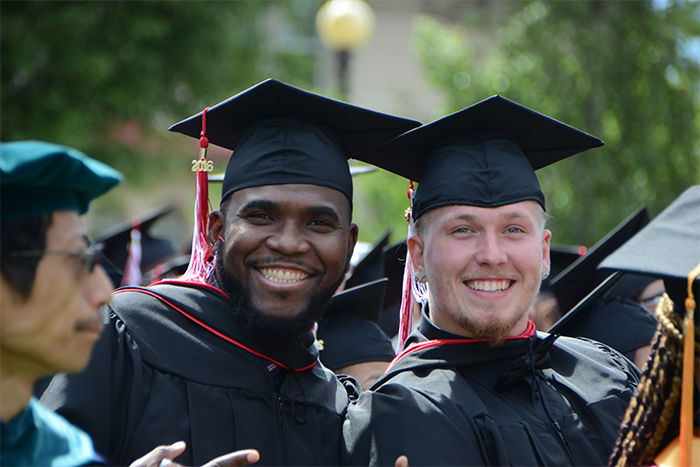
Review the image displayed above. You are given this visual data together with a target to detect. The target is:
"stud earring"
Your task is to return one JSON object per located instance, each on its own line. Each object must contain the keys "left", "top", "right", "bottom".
{"left": 415, "top": 270, "right": 426, "bottom": 282}
{"left": 541, "top": 267, "right": 549, "bottom": 279}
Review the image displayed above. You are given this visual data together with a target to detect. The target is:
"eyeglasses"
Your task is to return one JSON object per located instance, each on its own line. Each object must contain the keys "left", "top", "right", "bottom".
{"left": 9, "top": 243, "right": 105, "bottom": 274}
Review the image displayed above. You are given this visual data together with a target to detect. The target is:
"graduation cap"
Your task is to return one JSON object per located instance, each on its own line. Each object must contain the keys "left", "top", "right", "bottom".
{"left": 377, "top": 239, "right": 408, "bottom": 337}
{"left": 317, "top": 278, "right": 396, "bottom": 371}
{"left": 356, "top": 95, "right": 603, "bottom": 220}
{"left": 169, "top": 78, "right": 420, "bottom": 203}
{"left": 549, "top": 206, "right": 649, "bottom": 314}
{"left": 599, "top": 187, "right": 700, "bottom": 466}
{"left": 345, "top": 229, "right": 391, "bottom": 289}
{"left": 93, "top": 205, "right": 181, "bottom": 287}
{"left": 0, "top": 140, "right": 123, "bottom": 221}
{"left": 548, "top": 271, "right": 658, "bottom": 361}
{"left": 599, "top": 186, "right": 700, "bottom": 313}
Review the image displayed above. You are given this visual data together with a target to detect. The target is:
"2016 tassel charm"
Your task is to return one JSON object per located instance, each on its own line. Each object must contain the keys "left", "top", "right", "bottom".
{"left": 180, "top": 107, "right": 213, "bottom": 284}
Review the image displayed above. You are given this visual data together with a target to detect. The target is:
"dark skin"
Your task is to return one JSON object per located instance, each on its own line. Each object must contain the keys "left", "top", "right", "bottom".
{"left": 208, "top": 184, "right": 358, "bottom": 321}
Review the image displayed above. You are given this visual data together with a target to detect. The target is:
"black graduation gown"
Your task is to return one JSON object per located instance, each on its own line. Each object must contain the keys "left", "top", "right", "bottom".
{"left": 39, "top": 281, "right": 352, "bottom": 466}
{"left": 342, "top": 313, "right": 640, "bottom": 467}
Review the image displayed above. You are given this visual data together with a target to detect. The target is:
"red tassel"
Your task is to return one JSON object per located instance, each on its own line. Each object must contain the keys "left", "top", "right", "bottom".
{"left": 180, "top": 108, "right": 212, "bottom": 284}
{"left": 397, "top": 181, "right": 417, "bottom": 350}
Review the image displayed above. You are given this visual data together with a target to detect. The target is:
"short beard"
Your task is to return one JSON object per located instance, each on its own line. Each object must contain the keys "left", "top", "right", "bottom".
{"left": 455, "top": 310, "right": 526, "bottom": 348}
{"left": 216, "top": 255, "right": 346, "bottom": 341}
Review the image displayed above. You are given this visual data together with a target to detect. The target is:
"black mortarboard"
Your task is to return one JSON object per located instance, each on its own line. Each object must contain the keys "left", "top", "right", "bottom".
{"left": 599, "top": 185, "right": 700, "bottom": 310}
{"left": 377, "top": 239, "right": 408, "bottom": 337}
{"left": 548, "top": 271, "right": 658, "bottom": 360}
{"left": 169, "top": 79, "right": 420, "bottom": 203}
{"left": 356, "top": 95, "right": 603, "bottom": 220}
{"left": 94, "top": 205, "right": 181, "bottom": 287}
{"left": 549, "top": 206, "right": 649, "bottom": 314}
{"left": 346, "top": 229, "right": 391, "bottom": 289}
{"left": 317, "top": 279, "right": 395, "bottom": 370}
{"left": 1, "top": 140, "right": 123, "bottom": 221}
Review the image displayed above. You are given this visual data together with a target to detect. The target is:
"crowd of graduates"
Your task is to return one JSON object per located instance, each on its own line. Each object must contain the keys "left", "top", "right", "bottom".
{"left": 1, "top": 79, "right": 698, "bottom": 467}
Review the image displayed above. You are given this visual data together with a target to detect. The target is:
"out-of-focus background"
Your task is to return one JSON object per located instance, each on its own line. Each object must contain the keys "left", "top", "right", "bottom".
{"left": 2, "top": 0, "right": 698, "bottom": 254}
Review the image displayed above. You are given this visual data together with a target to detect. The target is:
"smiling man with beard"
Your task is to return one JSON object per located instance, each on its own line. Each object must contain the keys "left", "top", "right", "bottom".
{"left": 341, "top": 96, "right": 641, "bottom": 466}
{"left": 39, "top": 79, "right": 419, "bottom": 466}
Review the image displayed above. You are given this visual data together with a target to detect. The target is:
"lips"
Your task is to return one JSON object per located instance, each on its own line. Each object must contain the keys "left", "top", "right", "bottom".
{"left": 258, "top": 267, "right": 310, "bottom": 284}
{"left": 466, "top": 279, "right": 512, "bottom": 292}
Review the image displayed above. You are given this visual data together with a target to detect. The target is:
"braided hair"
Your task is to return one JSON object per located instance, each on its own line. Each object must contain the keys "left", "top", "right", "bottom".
{"left": 608, "top": 293, "right": 697, "bottom": 466}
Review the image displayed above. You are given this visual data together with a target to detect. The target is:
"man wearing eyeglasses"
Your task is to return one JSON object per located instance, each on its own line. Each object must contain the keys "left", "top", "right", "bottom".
{"left": 0, "top": 140, "right": 121, "bottom": 465}
{"left": 0, "top": 141, "right": 259, "bottom": 467}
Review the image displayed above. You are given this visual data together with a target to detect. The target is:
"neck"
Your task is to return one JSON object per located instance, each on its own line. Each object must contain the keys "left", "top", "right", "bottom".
{"left": 0, "top": 359, "right": 36, "bottom": 422}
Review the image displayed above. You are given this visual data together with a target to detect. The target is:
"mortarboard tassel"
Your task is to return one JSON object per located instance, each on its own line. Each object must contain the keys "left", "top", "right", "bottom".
{"left": 397, "top": 181, "right": 428, "bottom": 351}
{"left": 679, "top": 262, "right": 700, "bottom": 467}
{"left": 180, "top": 107, "right": 213, "bottom": 284}
{"left": 121, "top": 218, "right": 144, "bottom": 287}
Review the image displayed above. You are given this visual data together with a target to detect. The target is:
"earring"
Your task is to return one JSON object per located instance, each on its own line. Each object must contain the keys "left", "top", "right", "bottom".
{"left": 541, "top": 267, "right": 549, "bottom": 279}
{"left": 414, "top": 270, "right": 426, "bottom": 282}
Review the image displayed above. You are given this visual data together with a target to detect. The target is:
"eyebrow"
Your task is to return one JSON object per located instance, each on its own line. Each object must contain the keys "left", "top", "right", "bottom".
{"left": 240, "top": 199, "right": 277, "bottom": 213}
{"left": 240, "top": 200, "right": 341, "bottom": 223}
{"left": 442, "top": 210, "right": 534, "bottom": 225}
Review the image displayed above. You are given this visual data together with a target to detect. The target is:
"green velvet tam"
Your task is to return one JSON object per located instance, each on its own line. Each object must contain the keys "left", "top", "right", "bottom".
{"left": 1, "top": 140, "right": 123, "bottom": 221}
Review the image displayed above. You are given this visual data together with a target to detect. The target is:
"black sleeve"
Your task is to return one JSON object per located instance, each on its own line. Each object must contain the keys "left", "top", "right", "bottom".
{"left": 342, "top": 382, "right": 487, "bottom": 467}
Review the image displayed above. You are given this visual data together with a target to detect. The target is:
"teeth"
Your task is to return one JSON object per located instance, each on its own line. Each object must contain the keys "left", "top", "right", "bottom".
{"left": 467, "top": 280, "right": 511, "bottom": 292}
{"left": 259, "top": 268, "right": 309, "bottom": 284}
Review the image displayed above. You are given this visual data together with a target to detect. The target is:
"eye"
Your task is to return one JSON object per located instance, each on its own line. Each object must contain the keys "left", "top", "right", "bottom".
{"left": 505, "top": 226, "right": 525, "bottom": 234}
{"left": 244, "top": 212, "right": 274, "bottom": 224}
{"left": 308, "top": 218, "right": 335, "bottom": 231}
{"left": 451, "top": 226, "right": 472, "bottom": 234}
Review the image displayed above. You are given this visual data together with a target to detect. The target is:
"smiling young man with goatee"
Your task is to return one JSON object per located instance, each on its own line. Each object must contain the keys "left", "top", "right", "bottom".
{"left": 39, "top": 79, "right": 419, "bottom": 467}
{"left": 341, "top": 96, "right": 641, "bottom": 466}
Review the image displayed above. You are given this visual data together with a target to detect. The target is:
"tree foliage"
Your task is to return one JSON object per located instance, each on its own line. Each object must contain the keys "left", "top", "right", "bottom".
{"left": 410, "top": 0, "right": 699, "bottom": 245}
{"left": 1, "top": 1, "right": 316, "bottom": 183}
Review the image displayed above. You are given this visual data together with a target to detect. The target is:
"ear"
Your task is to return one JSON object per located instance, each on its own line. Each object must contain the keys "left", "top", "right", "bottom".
{"left": 541, "top": 228, "right": 552, "bottom": 273}
{"left": 407, "top": 233, "right": 426, "bottom": 274}
{"left": 208, "top": 211, "right": 225, "bottom": 247}
{"left": 347, "top": 223, "right": 359, "bottom": 258}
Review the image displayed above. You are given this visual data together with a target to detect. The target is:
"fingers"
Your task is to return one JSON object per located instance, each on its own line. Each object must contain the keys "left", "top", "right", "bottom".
{"left": 129, "top": 441, "right": 187, "bottom": 467}
{"left": 201, "top": 449, "right": 260, "bottom": 467}
{"left": 395, "top": 455, "right": 409, "bottom": 467}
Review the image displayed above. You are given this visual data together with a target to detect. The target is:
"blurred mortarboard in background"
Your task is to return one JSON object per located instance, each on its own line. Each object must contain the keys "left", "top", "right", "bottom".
{"left": 541, "top": 244, "right": 587, "bottom": 292}
{"left": 346, "top": 229, "right": 391, "bottom": 289}
{"left": 549, "top": 206, "right": 649, "bottom": 314}
{"left": 317, "top": 278, "right": 395, "bottom": 371}
{"left": 548, "top": 271, "right": 658, "bottom": 361}
{"left": 169, "top": 78, "right": 420, "bottom": 203}
{"left": 94, "top": 205, "right": 182, "bottom": 288}
{"left": 599, "top": 186, "right": 700, "bottom": 313}
{"left": 599, "top": 186, "right": 700, "bottom": 466}
{"left": 0, "top": 140, "right": 123, "bottom": 221}
{"left": 377, "top": 239, "right": 408, "bottom": 338}
{"left": 355, "top": 95, "right": 603, "bottom": 220}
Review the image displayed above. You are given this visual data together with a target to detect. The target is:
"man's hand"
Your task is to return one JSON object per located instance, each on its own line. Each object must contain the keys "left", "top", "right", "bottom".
{"left": 395, "top": 455, "right": 409, "bottom": 467}
{"left": 129, "top": 441, "right": 260, "bottom": 467}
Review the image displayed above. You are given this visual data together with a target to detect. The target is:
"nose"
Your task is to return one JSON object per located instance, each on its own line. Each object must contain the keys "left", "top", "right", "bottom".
{"left": 87, "top": 265, "right": 114, "bottom": 311}
{"left": 474, "top": 231, "right": 507, "bottom": 266}
{"left": 265, "top": 221, "right": 311, "bottom": 256}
